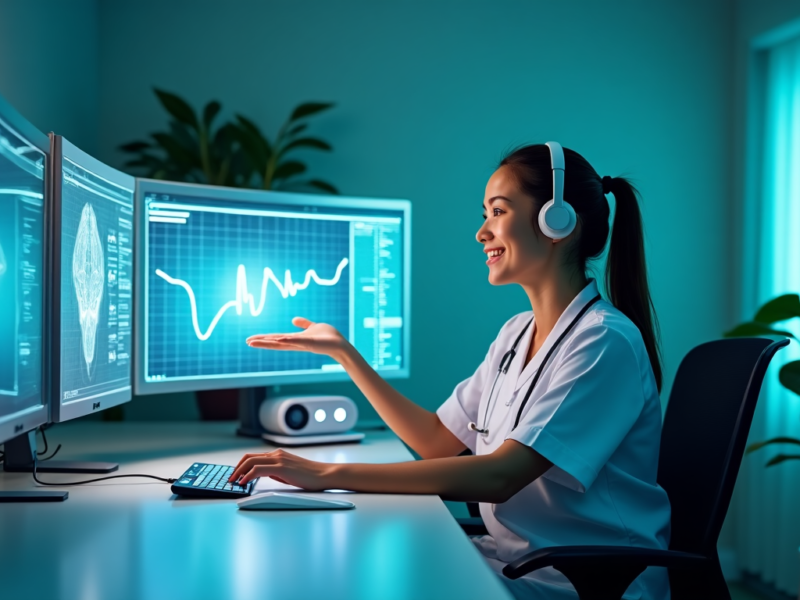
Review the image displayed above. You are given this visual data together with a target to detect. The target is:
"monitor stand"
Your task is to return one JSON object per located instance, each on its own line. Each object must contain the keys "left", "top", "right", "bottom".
{"left": 236, "top": 386, "right": 268, "bottom": 438}
{"left": 2, "top": 430, "right": 118, "bottom": 474}
{"left": 1, "top": 431, "right": 70, "bottom": 502}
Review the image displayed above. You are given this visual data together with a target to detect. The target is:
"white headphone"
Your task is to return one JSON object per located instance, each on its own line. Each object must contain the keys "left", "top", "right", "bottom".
{"left": 537, "top": 141, "right": 576, "bottom": 240}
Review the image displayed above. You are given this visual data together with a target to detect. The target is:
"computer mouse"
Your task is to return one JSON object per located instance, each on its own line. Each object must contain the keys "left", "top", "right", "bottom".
{"left": 236, "top": 492, "right": 355, "bottom": 511}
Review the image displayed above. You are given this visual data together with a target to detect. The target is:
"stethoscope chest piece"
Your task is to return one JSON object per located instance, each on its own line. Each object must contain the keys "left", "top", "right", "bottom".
{"left": 467, "top": 421, "right": 487, "bottom": 434}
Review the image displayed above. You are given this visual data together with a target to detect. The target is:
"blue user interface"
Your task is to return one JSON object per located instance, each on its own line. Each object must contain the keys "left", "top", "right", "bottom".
{"left": 59, "top": 153, "right": 134, "bottom": 405}
{"left": 0, "top": 115, "right": 45, "bottom": 419}
{"left": 142, "top": 191, "right": 406, "bottom": 387}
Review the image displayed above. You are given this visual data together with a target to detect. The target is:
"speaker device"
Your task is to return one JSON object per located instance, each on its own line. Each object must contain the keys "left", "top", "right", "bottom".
{"left": 259, "top": 396, "right": 365, "bottom": 446}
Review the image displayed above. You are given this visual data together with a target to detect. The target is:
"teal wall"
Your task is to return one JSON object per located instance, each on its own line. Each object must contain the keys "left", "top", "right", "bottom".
{"left": 2, "top": 0, "right": 737, "bottom": 420}
{"left": 0, "top": 0, "right": 99, "bottom": 155}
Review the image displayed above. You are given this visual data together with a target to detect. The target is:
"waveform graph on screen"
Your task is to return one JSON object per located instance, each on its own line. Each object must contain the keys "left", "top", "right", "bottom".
{"left": 146, "top": 206, "right": 351, "bottom": 381}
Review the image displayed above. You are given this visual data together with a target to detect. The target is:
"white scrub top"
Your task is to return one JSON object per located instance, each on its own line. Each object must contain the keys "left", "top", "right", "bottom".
{"left": 437, "top": 280, "right": 671, "bottom": 600}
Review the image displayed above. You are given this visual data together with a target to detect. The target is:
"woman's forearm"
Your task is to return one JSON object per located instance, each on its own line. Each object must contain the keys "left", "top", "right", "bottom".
{"left": 336, "top": 345, "right": 465, "bottom": 459}
{"left": 326, "top": 441, "right": 551, "bottom": 503}
{"left": 329, "top": 456, "right": 509, "bottom": 502}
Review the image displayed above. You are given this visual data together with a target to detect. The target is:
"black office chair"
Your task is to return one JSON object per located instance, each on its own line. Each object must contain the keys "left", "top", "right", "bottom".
{"left": 458, "top": 337, "right": 789, "bottom": 600}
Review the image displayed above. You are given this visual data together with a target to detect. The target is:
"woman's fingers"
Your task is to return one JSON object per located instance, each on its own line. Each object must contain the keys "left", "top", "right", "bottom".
{"left": 239, "top": 466, "right": 274, "bottom": 486}
{"left": 246, "top": 333, "right": 290, "bottom": 344}
{"left": 247, "top": 339, "right": 306, "bottom": 351}
{"left": 232, "top": 453, "right": 260, "bottom": 473}
{"left": 292, "top": 316, "right": 315, "bottom": 329}
{"left": 229, "top": 454, "right": 276, "bottom": 483}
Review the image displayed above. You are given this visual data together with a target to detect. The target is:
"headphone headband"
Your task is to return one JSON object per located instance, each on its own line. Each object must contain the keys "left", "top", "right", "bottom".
{"left": 538, "top": 141, "right": 575, "bottom": 239}
{"left": 546, "top": 141, "right": 565, "bottom": 170}
{"left": 545, "top": 141, "right": 565, "bottom": 208}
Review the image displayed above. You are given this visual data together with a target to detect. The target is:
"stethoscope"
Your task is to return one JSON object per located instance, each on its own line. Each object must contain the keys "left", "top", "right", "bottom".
{"left": 468, "top": 295, "right": 601, "bottom": 436}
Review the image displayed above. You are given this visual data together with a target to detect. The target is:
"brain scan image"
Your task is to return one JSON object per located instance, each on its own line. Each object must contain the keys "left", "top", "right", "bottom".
{"left": 72, "top": 203, "right": 104, "bottom": 378}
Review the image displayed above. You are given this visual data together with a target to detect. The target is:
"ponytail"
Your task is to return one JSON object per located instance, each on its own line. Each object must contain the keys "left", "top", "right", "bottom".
{"left": 605, "top": 177, "right": 663, "bottom": 392}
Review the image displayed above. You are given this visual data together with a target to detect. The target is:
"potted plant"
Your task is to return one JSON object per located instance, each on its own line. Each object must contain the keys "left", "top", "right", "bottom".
{"left": 724, "top": 293, "right": 800, "bottom": 465}
{"left": 119, "top": 89, "right": 338, "bottom": 193}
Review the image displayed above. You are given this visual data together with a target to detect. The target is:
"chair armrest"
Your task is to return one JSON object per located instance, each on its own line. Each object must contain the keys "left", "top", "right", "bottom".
{"left": 456, "top": 517, "right": 488, "bottom": 536}
{"left": 503, "top": 545, "right": 708, "bottom": 579}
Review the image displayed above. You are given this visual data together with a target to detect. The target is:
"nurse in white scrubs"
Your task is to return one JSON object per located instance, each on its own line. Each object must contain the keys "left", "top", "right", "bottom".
{"left": 233, "top": 143, "right": 672, "bottom": 600}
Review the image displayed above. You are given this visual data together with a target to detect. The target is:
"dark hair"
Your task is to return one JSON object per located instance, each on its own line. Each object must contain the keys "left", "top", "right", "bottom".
{"left": 500, "top": 145, "right": 662, "bottom": 392}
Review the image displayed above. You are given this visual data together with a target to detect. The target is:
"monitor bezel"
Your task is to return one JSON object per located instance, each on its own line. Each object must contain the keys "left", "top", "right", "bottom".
{"left": 133, "top": 179, "right": 412, "bottom": 395}
{"left": 48, "top": 135, "right": 136, "bottom": 423}
{"left": 0, "top": 94, "right": 50, "bottom": 444}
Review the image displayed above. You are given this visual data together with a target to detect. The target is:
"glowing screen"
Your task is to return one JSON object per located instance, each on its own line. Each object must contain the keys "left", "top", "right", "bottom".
{"left": 59, "top": 153, "right": 134, "bottom": 406}
{"left": 142, "top": 190, "right": 407, "bottom": 388}
{"left": 0, "top": 115, "right": 44, "bottom": 419}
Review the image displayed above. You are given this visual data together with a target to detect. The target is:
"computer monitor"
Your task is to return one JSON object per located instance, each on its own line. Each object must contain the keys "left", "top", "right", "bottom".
{"left": 0, "top": 94, "right": 48, "bottom": 446}
{"left": 48, "top": 135, "right": 135, "bottom": 423}
{"left": 0, "top": 94, "right": 66, "bottom": 500}
{"left": 8, "top": 134, "right": 138, "bottom": 476}
{"left": 134, "top": 180, "right": 411, "bottom": 396}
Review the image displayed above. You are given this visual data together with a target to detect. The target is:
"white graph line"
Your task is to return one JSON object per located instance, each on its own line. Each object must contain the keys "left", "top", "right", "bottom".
{"left": 155, "top": 258, "right": 349, "bottom": 341}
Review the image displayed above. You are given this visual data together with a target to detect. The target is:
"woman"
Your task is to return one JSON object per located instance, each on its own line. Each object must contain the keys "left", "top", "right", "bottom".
{"left": 231, "top": 142, "right": 671, "bottom": 599}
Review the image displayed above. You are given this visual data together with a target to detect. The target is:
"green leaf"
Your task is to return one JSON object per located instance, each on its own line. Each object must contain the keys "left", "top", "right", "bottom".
{"left": 765, "top": 454, "right": 800, "bottom": 467}
{"left": 273, "top": 160, "right": 307, "bottom": 180}
{"left": 754, "top": 294, "right": 800, "bottom": 324}
{"left": 233, "top": 121, "right": 271, "bottom": 173}
{"left": 289, "top": 102, "right": 334, "bottom": 122}
{"left": 202, "top": 100, "right": 222, "bottom": 129}
{"left": 779, "top": 361, "right": 800, "bottom": 396}
{"left": 212, "top": 123, "right": 239, "bottom": 163}
{"left": 123, "top": 152, "right": 166, "bottom": 167}
{"left": 152, "top": 132, "right": 197, "bottom": 168}
{"left": 154, "top": 89, "right": 199, "bottom": 129}
{"left": 286, "top": 123, "right": 308, "bottom": 137}
{"left": 746, "top": 437, "right": 800, "bottom": 453}
{"left": 722, "top": 322, "right": 795, "bottom": 339}
{"left": 307, "top": 179, "right": 338, "bottom": 194}
{"left": 118, "top": 141, "right": 151, "bottom": 153}
{"left": 225, "top": 145, "right": 254, "bottom": 187}
{"left": 235, "top": 115, "right": 272, "bottom": 156}
{"left": 281, "top": 137, "right": 332, "bottom": 155}
{"left": 168, "top": 121, "right": 198, "bottom": 154}
{"left": 123, "top": 157, "right": 163, "bottom": 170}
{"left": 235, "top": 114, "right": 265, "bottom": 140}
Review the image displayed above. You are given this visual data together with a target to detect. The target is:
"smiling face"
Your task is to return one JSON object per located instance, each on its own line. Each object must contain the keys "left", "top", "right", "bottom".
{"left": 476, "top": 165, "right": 555, "bottom": 286}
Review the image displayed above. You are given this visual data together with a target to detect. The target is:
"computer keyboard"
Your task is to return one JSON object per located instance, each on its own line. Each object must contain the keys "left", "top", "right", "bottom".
{"left": 171, "top": 462, "right": 257, "bottom": 499}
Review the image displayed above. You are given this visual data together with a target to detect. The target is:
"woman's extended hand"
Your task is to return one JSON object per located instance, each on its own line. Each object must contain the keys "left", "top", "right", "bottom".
{"left": 246, "top": 317, "right": 350, "bottom": 360}
{"left": 228, "top": 449, "right": 335, "bottom": 490}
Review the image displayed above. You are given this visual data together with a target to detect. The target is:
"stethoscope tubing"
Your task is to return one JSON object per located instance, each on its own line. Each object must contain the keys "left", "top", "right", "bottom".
{"left": 469, "top": 295, "right": 601, "bottom": 436}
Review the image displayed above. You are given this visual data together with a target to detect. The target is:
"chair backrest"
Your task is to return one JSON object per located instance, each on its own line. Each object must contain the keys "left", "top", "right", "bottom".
{"left": 657, "top": 337, "right": 788, "bottom": 555}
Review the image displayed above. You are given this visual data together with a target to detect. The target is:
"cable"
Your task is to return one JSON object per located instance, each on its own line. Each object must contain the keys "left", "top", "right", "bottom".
{"left": 31, "top": 453, "right": 176, "bottom": 486}
{"left": 37, "top": 427, "right": 62, "bottom": 461}
{"left": 32, "top": 463, "right": 177, "bottom": 486}
{"left": 39, "top": 444, "right": 62, "bottom": 461}
{"left": 36, "top": 427, "right": 48, "bottom": 455}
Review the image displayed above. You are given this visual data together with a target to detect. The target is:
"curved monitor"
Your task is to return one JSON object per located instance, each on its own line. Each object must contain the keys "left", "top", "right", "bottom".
{"left": 134, "top": 180, "right": 411, "bottom": 394}
{"left": 49, "top": 135, "right": 135, "bottom": 422}
{"left": 0, "top": 94, "right": 48, "bottom": 444}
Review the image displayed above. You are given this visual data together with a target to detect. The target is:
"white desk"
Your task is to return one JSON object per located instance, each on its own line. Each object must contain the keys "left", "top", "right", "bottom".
{"left": 0, "top": 422, "right": 513, "bottom": 600}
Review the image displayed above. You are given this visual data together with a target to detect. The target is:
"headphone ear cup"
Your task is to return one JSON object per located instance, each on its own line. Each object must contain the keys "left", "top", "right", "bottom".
{"left": 538, "top": 200, "right": 577, "bottom": 240}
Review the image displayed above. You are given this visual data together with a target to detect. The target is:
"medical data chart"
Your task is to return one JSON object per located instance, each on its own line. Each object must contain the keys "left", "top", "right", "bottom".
{"left": 141, "top": 192, "right": 406, "bottom": 386}
{"left": 59, "top": 157, "right": 134, "bottom": 404}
